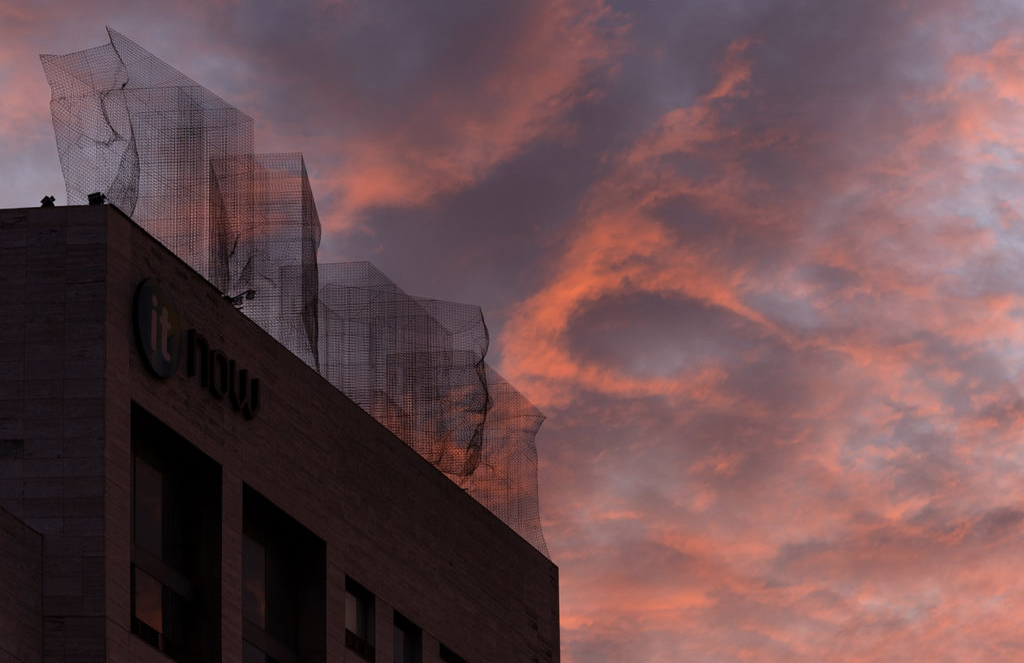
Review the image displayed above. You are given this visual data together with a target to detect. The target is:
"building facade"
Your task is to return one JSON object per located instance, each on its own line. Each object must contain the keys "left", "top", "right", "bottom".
{"left": 0, "top": 204, "right": 559, "bottom": 662}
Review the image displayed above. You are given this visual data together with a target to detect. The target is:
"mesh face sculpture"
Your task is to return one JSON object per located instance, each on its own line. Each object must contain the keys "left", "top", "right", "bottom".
{"left": 42, "top": 27, "right": 548, "bottom": 555}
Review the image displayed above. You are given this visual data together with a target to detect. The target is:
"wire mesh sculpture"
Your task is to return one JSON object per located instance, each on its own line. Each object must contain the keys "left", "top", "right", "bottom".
{"left": 41, "top": 28, "right": 548, "bottom": 556}
{"left": 210, "top": 153, "right": 322, "bottom": 372}
{"left": 42, "top": 28, "right": 254, "bottom": 276}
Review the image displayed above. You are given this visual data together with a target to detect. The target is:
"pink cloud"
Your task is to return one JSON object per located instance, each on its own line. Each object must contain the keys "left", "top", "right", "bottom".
{"left": 500, "top": 38, "right": 773, "bottom": 407}
{"left": 505, "top": 14, "right": 1024, "bottom": 660}
{"left": 10, "top": 3, "right": 1024, "bottom": 661}
{"left": 317, "top": 0, "right": 626, "bottom": 224}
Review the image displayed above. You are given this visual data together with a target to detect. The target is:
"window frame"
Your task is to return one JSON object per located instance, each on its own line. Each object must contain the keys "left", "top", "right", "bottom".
{"left": 345, "top": 577, "right": 376, "bottom": 660}
{"left": 242, "top": 484, "right": 326, "bottom": 663}
{"left": 130, "top": 404, "right": 222, "bottom": 662}
{"left": 393, "top": 612, "right": 422, "bottom": 663}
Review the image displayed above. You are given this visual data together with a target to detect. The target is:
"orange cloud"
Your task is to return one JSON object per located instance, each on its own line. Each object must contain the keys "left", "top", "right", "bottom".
{"left": 325, "top": 0, "right": 626, "bottom": 224}
{"left": 500, "top": 37, "right": 773, "bottom": 407}
{"left": 509, "top": 21, "right": 1024, "bottom": 661}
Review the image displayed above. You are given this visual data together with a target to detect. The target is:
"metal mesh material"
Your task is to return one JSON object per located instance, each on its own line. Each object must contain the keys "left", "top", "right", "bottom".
{"left": 210, "top": 153, "right": 322, "bottom": 372}
{"left": 42, "top": 28, "right": 254, "bottom": 275}
{"left": 471, "top": 366, "right": 547, "bottom": 553}
{"left": 318, "top": 263, "right": 491, "bottom": 478}
{"left": 41, "top": 28, "right": 548, "bottom": 556}
{"left": 318, "top": 263, "right": 547, "bottom": 553}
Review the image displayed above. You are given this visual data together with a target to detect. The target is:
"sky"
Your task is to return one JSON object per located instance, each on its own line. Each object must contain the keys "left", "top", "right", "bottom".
{"left": 5, "top": 0, "right": 1024, "bottom": 660}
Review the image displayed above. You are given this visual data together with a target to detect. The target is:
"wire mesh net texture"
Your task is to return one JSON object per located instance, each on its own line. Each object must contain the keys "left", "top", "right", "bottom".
{"left": 42, "top": 28, "right": 254, "bottom": 276}
{"left": 41, "top": 28, "right": 548, "bottom": 555}
{"left": 210, "top": 153, "right": 322, "bottom": 372}
{"left": 318, "top": 262, "right": 492, "bottom": 478}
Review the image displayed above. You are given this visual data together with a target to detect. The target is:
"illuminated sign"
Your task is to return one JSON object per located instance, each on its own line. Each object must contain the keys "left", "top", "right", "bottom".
{"left": 134, "top": 278, "right": 260, "bottom": 419}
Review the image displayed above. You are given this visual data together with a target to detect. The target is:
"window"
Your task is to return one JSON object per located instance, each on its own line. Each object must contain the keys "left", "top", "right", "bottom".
{"left": 242, "top": 485, "right": 326, "bottom": 663}
{"left": 130, "top": 404, "right": 221, "bottom": 662}
{"left": 243, "top": 534, "right": 267, "bottom": 629}
{"left": 393, "top": 613, "right": 421, "bottom": 663}
{"left": 439, "top": 644, "right": 467, "bottom": 663}
{"left": 243, "top": 640, "right": 269, "bottom": 663}
{"left": 345, "top": 578, "right": 375, "bottom": 660}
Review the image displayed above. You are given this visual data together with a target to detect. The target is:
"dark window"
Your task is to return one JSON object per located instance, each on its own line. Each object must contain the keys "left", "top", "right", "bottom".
{"left": 243, "top": 534, "right": 267, "bottom": 629}
{"left": 242, "top": 640, "right": 269, "bottom": 663}
{"left": 242, "top": 485, "right": 326, "bottom": 663}
{"left": 439, "top": 644, "right": 467, "bottom": 663}
{"left": 393, "top": 613, "right": 421, "bottom": 663}
{"left": 132, "top": 566, "right": 162, "bottom": 635}
{"left": 345, "top": 578, "right": 375, "bottom": 660}
{"left": 132, "top": 456, "right": 162, "bottom": 554}
{"left": 130, "top": 404, "right": 221, "bottom": 662}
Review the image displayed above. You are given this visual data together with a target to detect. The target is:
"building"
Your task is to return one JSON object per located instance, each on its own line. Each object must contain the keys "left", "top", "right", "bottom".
{"left": 0, "top": 203, "right": 559, "bottom": 662}
{"left": 39, "top": 27, "right": 552, "bottom": 558}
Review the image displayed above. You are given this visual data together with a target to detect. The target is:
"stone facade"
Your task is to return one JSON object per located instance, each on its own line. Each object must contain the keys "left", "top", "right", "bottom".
{"left": 0, "top": 205, "right": 559, "bottom": 663}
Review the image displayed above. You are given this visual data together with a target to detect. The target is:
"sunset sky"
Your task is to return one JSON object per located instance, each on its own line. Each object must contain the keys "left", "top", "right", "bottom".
{"left": 6, "top": 1, "right": 1024, "bottom": 660}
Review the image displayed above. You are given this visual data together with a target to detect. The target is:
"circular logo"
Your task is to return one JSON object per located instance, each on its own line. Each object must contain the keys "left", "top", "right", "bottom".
{"left": 134, "top": 279, "right": 183, "bottom": 378}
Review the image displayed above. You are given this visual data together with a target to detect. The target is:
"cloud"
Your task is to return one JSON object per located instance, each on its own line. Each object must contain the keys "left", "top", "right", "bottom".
{"left": 11, "top": 1, "right": 1024, "bottom": 660}
{"left": 8, "top": 0, "right": 624, "bottom": 224}
{"left": 500, "top": 35, "right": 769, "bottom": 407}
{"left": 502, "top": 2, "right": 1024, "bottom": 660}
{"left": 203, "top": 0, "right": 626, "bottom": 230}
